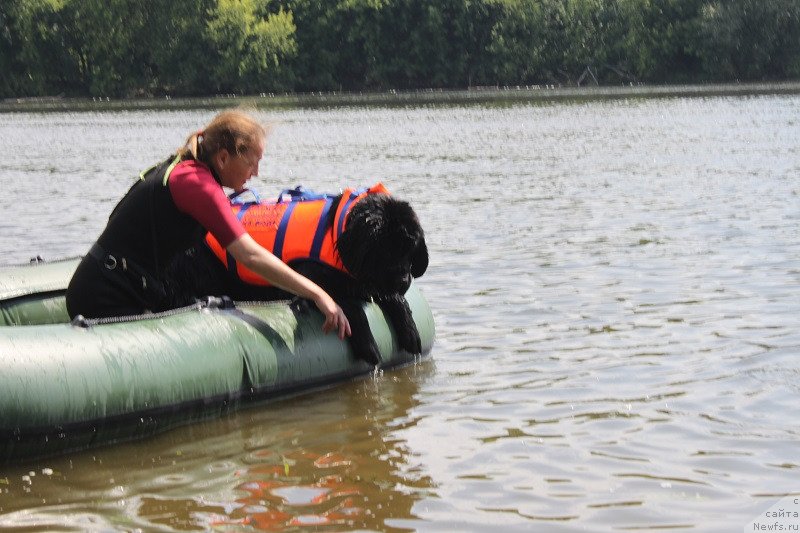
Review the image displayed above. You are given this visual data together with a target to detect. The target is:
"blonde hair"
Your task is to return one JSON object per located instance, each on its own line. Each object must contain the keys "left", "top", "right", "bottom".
{"left": 179, "top": 109, "right": 268, "bottom": 165}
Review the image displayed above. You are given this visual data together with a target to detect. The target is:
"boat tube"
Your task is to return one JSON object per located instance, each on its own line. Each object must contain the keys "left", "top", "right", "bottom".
{"left": 0, "top": 258, "right": 435, "bottom": 463}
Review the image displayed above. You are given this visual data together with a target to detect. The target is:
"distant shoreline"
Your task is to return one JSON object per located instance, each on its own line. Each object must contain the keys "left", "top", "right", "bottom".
{"left": 2, "top": 81, "right": 799, "bottom": 113}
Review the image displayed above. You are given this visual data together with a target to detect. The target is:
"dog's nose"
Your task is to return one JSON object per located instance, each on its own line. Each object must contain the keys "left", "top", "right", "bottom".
{"left": 396, "top": 274, "right": 412, "bottom": 294}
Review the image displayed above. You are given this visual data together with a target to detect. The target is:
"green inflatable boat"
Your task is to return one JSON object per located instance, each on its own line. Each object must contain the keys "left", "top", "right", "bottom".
{"left": 0, "top": 257, "right": 434, "bottom": 463}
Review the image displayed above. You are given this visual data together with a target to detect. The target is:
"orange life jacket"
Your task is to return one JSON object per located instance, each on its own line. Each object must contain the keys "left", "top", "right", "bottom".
{"left": 205, "top": 183, "right": 390, "bottom": 286}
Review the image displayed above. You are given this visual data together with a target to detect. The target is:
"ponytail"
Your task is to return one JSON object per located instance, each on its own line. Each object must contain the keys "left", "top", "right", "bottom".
{"left": 179, "top": 130, "right": 204, "bottom": 161}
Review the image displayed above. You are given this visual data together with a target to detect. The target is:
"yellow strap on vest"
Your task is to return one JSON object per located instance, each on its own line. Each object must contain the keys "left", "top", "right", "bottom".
{"left": 137, "top": 155, "right": 181, "bottom": 186}
{"left": 161, "top": 155, "right": 182, "bottom": 186}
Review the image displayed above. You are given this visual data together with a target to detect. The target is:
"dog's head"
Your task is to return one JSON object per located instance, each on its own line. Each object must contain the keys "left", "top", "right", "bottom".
{"left": 336, "top": 193, "right": 428, "bottom": 296}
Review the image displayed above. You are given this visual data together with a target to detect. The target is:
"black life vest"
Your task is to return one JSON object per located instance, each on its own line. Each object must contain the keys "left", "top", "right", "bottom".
{"left": 97, "top": 156, "right": 208, "bottom": 277}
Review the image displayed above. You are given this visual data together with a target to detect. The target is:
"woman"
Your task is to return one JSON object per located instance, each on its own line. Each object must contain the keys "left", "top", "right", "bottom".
{"left": 66, "top": 109, "right": 351, "bottom": 339}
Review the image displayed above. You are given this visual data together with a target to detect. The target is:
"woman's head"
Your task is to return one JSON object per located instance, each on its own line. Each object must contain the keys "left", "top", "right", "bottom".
{"left": 180, "top": 109, "right": 267, "bottom": 191}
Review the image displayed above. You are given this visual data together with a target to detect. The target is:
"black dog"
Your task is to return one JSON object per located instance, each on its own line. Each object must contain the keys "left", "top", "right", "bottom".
{"left": 164, "top": 187, "right": 428, "bottom": 365}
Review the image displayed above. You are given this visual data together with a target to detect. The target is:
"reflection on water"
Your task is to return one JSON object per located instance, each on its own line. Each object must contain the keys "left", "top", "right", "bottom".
{"left": 0, "top": 91, "right": 799, "bottom": 531}
{"left": 0, "top": 364, "right": 434, "bottom": 531}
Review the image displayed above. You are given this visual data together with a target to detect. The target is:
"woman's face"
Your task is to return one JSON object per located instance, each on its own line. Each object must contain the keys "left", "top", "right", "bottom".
{"left": 216, "top": 139, "right": 265, "bottom": 192}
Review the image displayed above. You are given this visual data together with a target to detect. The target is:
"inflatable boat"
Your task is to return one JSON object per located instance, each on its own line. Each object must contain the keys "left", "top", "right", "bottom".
{"left": 0, "top": 257, "right": 434, "bottom": 463}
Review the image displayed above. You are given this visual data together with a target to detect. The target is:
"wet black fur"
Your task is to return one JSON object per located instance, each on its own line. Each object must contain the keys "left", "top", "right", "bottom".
{"left": 164, "top": 193, "right": 428, "bottom": 365}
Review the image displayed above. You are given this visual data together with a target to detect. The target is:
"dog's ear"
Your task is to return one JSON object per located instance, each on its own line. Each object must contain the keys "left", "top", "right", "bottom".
{"left": 411, "top": 235, "right": 428, "bottom": 278}
{"left": 387, "top": 197, "right": 427, "bottom": 278}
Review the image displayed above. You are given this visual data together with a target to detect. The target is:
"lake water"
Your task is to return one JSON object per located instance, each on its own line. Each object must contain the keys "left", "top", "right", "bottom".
{"left": 0, "top": 89, "right": 799, "bottom": 531}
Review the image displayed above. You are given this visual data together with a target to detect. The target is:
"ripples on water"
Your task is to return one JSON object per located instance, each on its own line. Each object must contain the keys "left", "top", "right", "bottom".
{"left": 0, "top": 93, "right": 798, "bottom": 531}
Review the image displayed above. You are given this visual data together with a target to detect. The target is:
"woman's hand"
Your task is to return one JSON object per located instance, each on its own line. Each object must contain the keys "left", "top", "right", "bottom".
{"left": 313, "top": 292, "right": 352, "bottom": 339}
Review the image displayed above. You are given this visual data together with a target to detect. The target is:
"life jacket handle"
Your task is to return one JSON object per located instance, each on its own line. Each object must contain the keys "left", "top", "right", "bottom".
{"left": 229, "top": 187, "right": 261, "bottom": 205}
{"left": 276, "top": 185, "right": 334, "bottom": 203}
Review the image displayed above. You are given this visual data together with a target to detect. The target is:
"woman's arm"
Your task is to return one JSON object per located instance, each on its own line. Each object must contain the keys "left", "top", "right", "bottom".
{"left": 226, "top": 233, "right": 351, "bottom": 339}
{"left": 168, "top": 163, "right": 350, "bottom": 339}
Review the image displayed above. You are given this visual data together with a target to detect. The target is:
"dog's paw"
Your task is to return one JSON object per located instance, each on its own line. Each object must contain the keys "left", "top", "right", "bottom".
{"left": 397, "top": 326, "right": 422, "bottom": 355}
{"left": 352, "top": 336, "right": 381, "bottom": 366}
{"left": 360, "top": 346, "right": 381, "bottom": 366}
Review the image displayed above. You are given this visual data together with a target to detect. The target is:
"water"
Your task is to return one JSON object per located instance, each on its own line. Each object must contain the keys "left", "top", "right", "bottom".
{"left": 0, "top": 90, "right": 799, "bottom": 531}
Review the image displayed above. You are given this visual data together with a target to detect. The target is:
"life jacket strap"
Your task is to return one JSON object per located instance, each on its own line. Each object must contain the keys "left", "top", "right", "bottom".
{"left": 272, "top": 191, "right": 335, "bottom": 263}
{"left": 335, "top": 187, "right": 369, "bottom": 240}
{"left": 309, "top": 197, "right": 334, "bottom": 260}
{"left": 272, "top": 201, "right": 298, "bottom": 261}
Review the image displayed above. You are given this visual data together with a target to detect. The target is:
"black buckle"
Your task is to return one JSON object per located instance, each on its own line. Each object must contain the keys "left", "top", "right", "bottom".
{"left": 70, "top": 314, "right": 90, "bottom": 328}
{"left": 199, "top": 295, "right": 235, "bottom": 310}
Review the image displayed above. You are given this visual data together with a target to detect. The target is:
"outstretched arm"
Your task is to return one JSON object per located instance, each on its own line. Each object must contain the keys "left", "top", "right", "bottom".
{"left": 226, "top": 233, "right": 351, "bottom": 339}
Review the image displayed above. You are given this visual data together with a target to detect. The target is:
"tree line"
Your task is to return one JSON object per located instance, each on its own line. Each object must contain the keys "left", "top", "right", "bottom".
{"left": 1, "top": 0, "right": 799, "bottom": 99}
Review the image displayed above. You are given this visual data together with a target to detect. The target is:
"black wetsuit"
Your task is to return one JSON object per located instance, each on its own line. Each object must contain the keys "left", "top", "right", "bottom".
{"left": 66, "top": 157, "right": 207, "bottom": 319}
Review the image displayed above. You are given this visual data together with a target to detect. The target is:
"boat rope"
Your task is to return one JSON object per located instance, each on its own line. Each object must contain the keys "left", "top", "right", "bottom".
{"left": 69, "top": 296, "right": 297, "bottom": 328}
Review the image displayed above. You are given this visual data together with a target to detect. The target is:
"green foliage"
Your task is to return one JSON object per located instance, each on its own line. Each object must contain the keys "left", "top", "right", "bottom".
{"left": 699, "top": 0, "right": 800, "bottom": 80}
{"left": 206, "top": 0, "right": 297, "bottom": 93}
{"left": 485, "top": 0, "right": 548, "bottom": 85}
{"left": 612, "top": 0, "right": 706, "bottom": 83}
{"left": 146, "top": 0, "right": 219, "bottom": 96}
{"left": 1, "top": 0, "right": 799, "bottom": 98}
{"left": 65, "top": 0, "right": 156, "bottom": 96}
{"left": 2, "top": 0, "right": 80, "bottom": 96}
{"left": 0, "top": 4, "right": 23, "bottom": 96}
{"left": 206, "top": 0, "right": 259, "bottom": 88}
{"left": 246, "top": 8, "right": 297, "bottom": 90}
